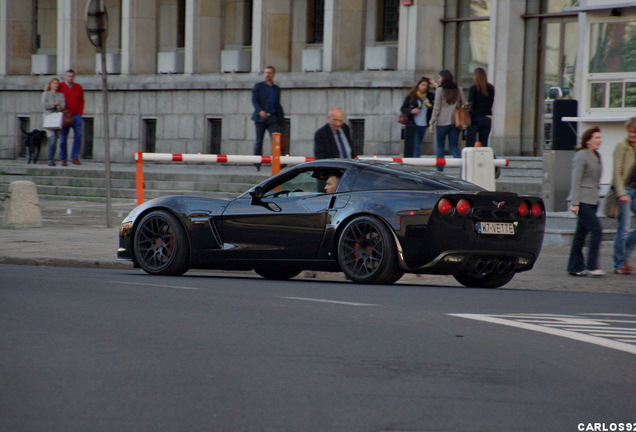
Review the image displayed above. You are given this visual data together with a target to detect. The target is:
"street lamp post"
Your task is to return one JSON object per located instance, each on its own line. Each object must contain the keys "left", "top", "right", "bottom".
{"left": 85, "top": 0, "right": 112, "bottom": 228}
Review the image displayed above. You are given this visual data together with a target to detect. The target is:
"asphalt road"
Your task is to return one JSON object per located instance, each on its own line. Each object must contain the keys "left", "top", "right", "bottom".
{"left": 1, "top": 265, "right": 635, "bottom": 432}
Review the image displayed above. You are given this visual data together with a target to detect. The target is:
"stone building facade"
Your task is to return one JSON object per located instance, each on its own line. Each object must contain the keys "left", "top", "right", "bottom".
{"left": 1, "top": 0, "right": 634, "bottom": 165}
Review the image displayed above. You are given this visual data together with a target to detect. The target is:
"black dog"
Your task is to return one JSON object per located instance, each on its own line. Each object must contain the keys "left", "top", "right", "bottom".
{"left": 21, "top": 128, "right": 47, "bottom": 164}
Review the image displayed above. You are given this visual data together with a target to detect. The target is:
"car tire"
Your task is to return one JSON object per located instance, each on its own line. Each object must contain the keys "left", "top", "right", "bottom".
{"left": 453, "top": 271, "right": 515, "bottom": 289}
{"left": 337, "top": 216, "right": 404, "bottom": 285}
{"left": 133, "top": 210, "right": 189, "bottom": 276}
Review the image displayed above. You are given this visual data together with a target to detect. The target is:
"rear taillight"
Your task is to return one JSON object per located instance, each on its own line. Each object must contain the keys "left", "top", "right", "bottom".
{"left": 518, "top": 200, "right": 530, "bottom": 218}
{"left": 518, "top": 200, "right": 543, "bottom": 219}
{"left": 456, "top": 198, "right": 472, "bottom": 216}
{"left": 437, "top": 198, "right": 472, "bottom": 216}
{"left": 437, "top": 198, "right": 454, "bottom": 216}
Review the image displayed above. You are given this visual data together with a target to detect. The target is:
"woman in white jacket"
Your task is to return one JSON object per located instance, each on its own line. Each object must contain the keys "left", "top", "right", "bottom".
{"left": 430, "top": 69, "right": 465, "bottom": 172}
{"left": 42, "top": 77, "right": 66, "bottom": 166}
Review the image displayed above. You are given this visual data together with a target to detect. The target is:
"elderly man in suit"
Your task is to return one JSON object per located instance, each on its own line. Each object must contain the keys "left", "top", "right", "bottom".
{"left": 314, "top": 107, "right": 355, "bottom": 159}
{"left": 252, "top": 66, "right": 285, "bottom": 170}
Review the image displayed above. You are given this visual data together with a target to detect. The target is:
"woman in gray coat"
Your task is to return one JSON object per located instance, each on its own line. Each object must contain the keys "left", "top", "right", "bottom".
{"left": 42, "top": 77, "right": 66, "bottom": 166}
{"left": 567, "top": 126, "right": 605, "bottom": 277}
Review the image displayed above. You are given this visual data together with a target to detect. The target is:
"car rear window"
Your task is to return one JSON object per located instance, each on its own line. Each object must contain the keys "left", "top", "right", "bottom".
{"left": 351, "top": 166, "right": 482, "bottom": 191}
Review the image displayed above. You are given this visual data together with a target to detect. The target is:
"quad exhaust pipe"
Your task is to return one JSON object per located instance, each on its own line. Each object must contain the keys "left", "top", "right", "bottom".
{"left": 471, "top": 260, "right": 515, "bottom": 274}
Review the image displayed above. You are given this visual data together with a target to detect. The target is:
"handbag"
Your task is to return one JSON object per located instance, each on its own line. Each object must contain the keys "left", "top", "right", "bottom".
{"left": 455, "top": 104, "right": 471, "bottom": 129}
{"left": 62, "top": 110, "right": 73, "bottom": 128}
{"left": 43, "top": 112, "right": 63, "bottom": 130}
{"left": 603, "top": 187, "right": 619, "bottom": 218}
{"left": 398, "top": 113, "right": 409, "bottom": 125}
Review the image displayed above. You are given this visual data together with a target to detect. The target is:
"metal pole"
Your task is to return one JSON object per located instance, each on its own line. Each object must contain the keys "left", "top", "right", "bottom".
{"left": 100, "top": 44, "right": 112, "bottom": 228}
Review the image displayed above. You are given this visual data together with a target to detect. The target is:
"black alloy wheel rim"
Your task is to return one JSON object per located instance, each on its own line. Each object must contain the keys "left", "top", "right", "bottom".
{"left": 136, "top": 215, "right": 177, "bottom": 271}
{"left": 340, "top": 220, "right": 385, "bottom": 278}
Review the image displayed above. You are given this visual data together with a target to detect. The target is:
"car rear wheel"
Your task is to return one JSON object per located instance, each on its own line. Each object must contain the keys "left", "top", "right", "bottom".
{"left": 337, "top": 216, "right": 404, "bottom": 284}
{"left": 133, "top": 210, "right": 189, "bottom": 276}
{"left": 453, "top": 271, "right": 515, "bottom": 289}
{"left": 254, "top": 267, "right": 302, "bottom": 280}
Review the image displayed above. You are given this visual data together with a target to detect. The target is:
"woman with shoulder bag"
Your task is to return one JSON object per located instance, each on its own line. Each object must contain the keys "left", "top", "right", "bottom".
{"left": 42, "top": 77, "right": 66, "bottom": 166}
{"left": 430, "top": 70, "right": 465, "bottom": 171}
{"left": 400, "top": 77, "right": 435, "bottom": 157}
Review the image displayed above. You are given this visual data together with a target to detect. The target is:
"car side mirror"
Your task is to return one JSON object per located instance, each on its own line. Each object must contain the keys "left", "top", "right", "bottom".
{"left": 250, "top": 186, "right": 263, "bottom": 205}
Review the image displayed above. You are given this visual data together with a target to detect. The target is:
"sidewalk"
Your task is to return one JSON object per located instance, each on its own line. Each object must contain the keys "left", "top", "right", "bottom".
{"left": 1, "top": 198, "right": 633, "bottom": 295}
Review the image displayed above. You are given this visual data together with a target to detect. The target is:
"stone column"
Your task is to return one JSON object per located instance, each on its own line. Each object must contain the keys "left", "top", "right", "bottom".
{"left": 397, "top": 0, "right": 444, "bottom": 73}
{"left": 489, "top": 0, "right": 526, "bottom": 155}
{"left": 121, "top": 0, "right": 157, "bottom": 74}
{"left": 57, "top": 0, "right": 96, "bottom": 74}
{"left": 0, "top": 0, "right": 34, "bottom": 75}
{"left": 251, "top": 0, "right": 292, "bottom": 72}
{"left": 323, "top": 0, "right": 364, "bottom": 72}
{"left": 184, "top": 0, "right": 222, "bottom": 74}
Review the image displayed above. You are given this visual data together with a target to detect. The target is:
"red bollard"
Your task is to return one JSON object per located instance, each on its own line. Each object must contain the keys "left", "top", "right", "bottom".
{"left": 135, "top": 151, "right": 144, "bottom": 206}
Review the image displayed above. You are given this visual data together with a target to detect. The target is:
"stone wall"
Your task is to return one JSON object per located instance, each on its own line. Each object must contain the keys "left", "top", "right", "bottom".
{"left": 1, "top": 71, "right": 419, "bottom": 163}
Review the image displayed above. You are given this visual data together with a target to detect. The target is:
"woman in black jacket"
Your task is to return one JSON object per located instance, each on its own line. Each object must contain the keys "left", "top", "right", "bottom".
{"left": 400, "top": 77, "right": 435, "bottom": 157}
{"left": 466, "top": 67, "right": 495, "bottom": 147}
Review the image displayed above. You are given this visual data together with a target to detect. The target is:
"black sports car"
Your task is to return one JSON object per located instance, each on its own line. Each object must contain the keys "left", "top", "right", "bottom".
{"left": 118, "top": 159, "right": 545, "bottom": 288}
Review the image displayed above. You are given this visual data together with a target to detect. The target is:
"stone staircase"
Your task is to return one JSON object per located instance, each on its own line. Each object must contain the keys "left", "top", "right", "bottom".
{"left": 0, "top": 160, "right": 269, "bottom": 203}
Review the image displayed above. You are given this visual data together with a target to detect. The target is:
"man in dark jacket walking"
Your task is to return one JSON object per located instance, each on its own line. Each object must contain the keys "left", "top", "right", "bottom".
{"left": 314, "top": 107, "right": 355, "bottom": 159}
{"left": 251, "top": 66, "right": 285, "bottom": 170}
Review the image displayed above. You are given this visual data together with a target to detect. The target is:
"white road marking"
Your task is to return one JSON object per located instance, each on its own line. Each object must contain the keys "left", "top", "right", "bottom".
{"left": 449, "top": 313, "right": 636, "bottom": 355}
{"left": 117, "top": 281, "right": 202, "bottom": 291}
{"left": 281, "top": 297, "right": 379, "bottom": 307}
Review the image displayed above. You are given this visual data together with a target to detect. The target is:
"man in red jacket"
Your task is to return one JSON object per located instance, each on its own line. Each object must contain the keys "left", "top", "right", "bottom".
{"left": 59, "top": 69, "right": 85, "bottom": 166}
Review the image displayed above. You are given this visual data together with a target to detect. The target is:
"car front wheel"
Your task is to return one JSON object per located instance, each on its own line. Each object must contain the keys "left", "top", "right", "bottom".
{"left": 133, "top": 210, "right": 189, "bottom": 276}
{"left": 337, "top": 216, "right": 403, "bottom": 284}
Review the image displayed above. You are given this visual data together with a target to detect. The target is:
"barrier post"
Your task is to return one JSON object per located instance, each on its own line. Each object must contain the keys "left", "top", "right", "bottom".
{"left": 461, "top": 147, "right": 496, "bottom": 191}
{"left": 135, "top": 151, "right": 144, "bottom": 206}
{"left": 272, "top": 132, "right": 282, "bottom": 176}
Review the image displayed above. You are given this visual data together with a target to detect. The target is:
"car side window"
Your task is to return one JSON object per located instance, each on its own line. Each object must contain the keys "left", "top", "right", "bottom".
{"left": 262, "top": 170, "right": 323, "bottom": 198}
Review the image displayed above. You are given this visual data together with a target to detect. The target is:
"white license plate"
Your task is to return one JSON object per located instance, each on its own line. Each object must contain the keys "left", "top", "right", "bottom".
{"left": 476, "top": 222, "right": 515, "bottom": 235}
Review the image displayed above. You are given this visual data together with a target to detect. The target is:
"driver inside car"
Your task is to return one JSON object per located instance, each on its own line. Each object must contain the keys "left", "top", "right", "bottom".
{"left": 324, "top": 173, "right": 342, "bottom": 194}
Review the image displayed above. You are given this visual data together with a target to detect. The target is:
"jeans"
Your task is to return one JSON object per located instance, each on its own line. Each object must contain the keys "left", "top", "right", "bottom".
{"left": 47, "top": 134, "right": 58, "bottom": 163}
{"left": 435, "top": 124, "right": 460, "bottom": 171}
{"left": 613, "top": 186, "right": 636, "bottom": 270}
{"left": 567, "top": 203, "right": 602, "bottom": 273}
{"left": 404, "top": 124, "right": 427, "bottom": 157}
{"left": 60, "top": 114, "right": 83, "bottom": 161}
{"left": 466, "top": 115, "right": 492, "bottom": 147}
{"left": 254, "top": 114, "right": 282, "bottom": 156}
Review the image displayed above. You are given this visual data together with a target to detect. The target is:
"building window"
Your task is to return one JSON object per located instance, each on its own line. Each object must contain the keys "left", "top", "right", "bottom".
{"left": 283, "top": 118, "right": 291, "bottom": 154}
{"left": 82, "top": 117, "right": 94, "bottom": 159}
{"left": 143, "top": 119, "right": 157, "bottom": 153}
{"left": 442, "top": 0, "right": 491, "bottom": 90}
{"left": 207, "top": 118, "right": 222, "bottom": 154}
{"left": 307, "top": 0, "right": 324, "bottom": 44}
{"left": 378, "top": 0, "right": 399, "bottom": 42}
{"left": 243, "top": 0, "right": 253, "bottom": 46}
{"left": 589, "top": 21, "right": 636, "bottom": 73}
{"left": 177, "top": 0, "right": 186, "bottom": 48}
{"left": 587, "top": 19, "right": 636, "bottom": 111}
{"left": 350, "top": 119, "right": 365, "bottom": 156}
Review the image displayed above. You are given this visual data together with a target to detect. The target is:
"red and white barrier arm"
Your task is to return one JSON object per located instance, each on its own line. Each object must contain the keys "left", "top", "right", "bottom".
{"left": 135, "top": 153, "right": 508, "bottom": 168}
{"left": 357, "top": 156, "right": 509, "bottom": 168}
{"left": 135, "top": 152, "right": 315, "bottom": 165}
